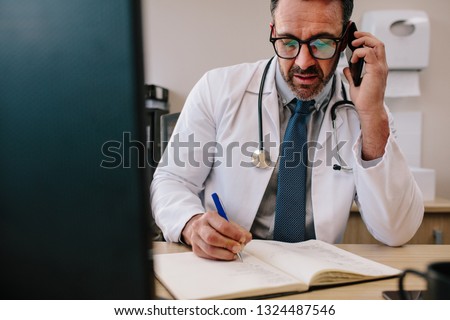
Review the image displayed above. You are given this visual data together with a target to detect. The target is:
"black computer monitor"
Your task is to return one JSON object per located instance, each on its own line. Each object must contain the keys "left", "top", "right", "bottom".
{"left": 0, "top": 0, "right": 154, "bottom": 299}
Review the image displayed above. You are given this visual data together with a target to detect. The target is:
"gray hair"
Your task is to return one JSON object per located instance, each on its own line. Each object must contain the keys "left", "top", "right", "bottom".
{"left": 270, "top": 0, "right": 354, "bottom": 25}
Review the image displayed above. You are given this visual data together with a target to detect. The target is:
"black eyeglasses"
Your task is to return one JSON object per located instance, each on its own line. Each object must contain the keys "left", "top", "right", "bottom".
{"left": 270, "top": 24, "right": 348, "bottom": 60}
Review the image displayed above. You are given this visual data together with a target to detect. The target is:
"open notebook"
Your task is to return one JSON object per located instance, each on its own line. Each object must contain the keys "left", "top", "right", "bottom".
{"left": 154, "top": 240, "right": 400, "bottom": 300}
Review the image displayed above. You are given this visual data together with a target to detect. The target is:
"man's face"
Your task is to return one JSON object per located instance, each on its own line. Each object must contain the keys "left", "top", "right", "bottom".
{"left": 272, "top": 0, "right": 344, "bottom": 100}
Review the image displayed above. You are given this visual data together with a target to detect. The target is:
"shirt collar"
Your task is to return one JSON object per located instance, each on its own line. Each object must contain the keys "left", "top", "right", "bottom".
{"left": 274, "top": 59, "right": 334, "bottom": 111}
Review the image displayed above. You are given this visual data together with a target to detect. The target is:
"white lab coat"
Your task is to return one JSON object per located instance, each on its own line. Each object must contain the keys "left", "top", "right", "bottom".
{"left": 150, "top": 58, "right": 424, "bottom": 246}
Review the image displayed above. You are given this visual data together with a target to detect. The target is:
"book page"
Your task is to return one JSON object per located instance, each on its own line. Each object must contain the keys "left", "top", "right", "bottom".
{"left": 154, "top": 251, "right": 308, "bottom": 300}
{"left": 245, "top": 240, "right": 400, "bottom": 286}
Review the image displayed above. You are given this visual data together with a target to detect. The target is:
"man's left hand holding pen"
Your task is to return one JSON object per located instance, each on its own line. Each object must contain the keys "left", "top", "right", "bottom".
{"left": 180, "top": 194, "right": 252, "bottom": 261}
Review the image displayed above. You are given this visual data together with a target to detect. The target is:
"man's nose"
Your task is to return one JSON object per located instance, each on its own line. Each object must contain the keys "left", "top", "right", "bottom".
{"left": 294, "top": 44, "right": 316, "bottom": 70}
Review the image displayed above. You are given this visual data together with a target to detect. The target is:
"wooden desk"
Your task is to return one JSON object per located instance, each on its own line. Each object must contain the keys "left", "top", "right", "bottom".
{"left": 152, "top": 242, "right": 450, "bottom": 300}
{"left": 343, "top": 197, "right": 450, "bottom": 244}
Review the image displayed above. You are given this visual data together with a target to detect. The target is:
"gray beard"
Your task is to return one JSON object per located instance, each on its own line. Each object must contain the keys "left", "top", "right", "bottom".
{"left": 281, "top": 58, "right": 338, "bottom": 101}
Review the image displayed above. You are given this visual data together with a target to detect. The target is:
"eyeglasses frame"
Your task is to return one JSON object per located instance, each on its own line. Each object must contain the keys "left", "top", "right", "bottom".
{"left": 269, "top": 22, "right": 351, "bottom": 60}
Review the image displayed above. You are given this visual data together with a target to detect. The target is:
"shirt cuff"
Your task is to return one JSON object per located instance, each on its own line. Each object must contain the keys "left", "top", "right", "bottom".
{"left": 178, "top": 235, "right": 190, "bottom": 246}
{"left": 354, "top": 135, "right": 383, "bottom": 169}
{"left": 360, "top": 157, "right": 382, "bottom": 169}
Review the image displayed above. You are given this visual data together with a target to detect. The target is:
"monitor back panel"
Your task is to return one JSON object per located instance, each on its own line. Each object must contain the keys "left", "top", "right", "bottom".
{"left": 0, "top": 0, "right": 154, "bottom": 299}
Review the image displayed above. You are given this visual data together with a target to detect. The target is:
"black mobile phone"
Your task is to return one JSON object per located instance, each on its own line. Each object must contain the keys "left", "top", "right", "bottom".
{"left": 345, "top": 22, "right": 364, "bottom": 86}
{"left": 382, "top": 290, "right": 424, "bottom": 300}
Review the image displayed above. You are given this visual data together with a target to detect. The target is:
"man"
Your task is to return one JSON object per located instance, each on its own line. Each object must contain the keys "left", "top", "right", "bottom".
{"left": 150, "top": 0, "right": 424, "bottom": 260}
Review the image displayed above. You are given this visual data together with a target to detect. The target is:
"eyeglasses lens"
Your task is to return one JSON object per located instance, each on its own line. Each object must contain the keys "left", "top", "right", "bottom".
{"left": 274, "top": 38, "right": 337, "bottom": 60}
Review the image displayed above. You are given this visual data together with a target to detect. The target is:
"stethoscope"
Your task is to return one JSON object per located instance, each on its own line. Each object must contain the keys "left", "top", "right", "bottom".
{"left": 251, "top": 57, "right": 355, "bottom": 172}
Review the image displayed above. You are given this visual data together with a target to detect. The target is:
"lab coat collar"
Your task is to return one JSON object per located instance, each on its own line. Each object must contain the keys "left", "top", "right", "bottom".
{"left": 246, "top": 57, "right": 277, "bottom": 95}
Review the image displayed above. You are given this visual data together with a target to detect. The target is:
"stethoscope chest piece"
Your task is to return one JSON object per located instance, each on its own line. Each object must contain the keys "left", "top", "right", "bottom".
{"left": 251, "top": 149, "right": 272, "bottom": 169}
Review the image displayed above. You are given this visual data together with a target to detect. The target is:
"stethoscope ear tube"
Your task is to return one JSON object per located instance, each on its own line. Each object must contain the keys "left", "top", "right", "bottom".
{"left": 330, "top": 99, "right": 354, "bottom": 122}
{"left": 254, "top": 57, "right": 275, "bottom": 168}
{"left": 257, "top": 57, "right": 275, "bottom": 153}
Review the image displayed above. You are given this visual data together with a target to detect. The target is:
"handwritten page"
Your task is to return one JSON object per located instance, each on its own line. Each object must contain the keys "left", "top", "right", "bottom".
{"left": 245, "top": 240, "right": 400, "bottom": 286}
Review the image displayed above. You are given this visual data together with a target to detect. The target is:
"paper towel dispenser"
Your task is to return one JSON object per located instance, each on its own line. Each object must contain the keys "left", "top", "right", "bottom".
{"left": 361, "top": 10, "right": 430, "bottom": 70}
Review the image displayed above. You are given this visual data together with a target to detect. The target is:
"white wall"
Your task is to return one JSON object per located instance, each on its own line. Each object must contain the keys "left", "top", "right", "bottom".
{"left": 143, "top": 0, "right": 272, "bottom": 111}
{"left": 142, "top": 0, "right": 450, "bottom": 199}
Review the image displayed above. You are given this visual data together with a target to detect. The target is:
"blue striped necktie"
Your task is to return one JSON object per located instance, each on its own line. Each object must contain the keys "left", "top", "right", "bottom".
{"left": 274, "top": 99, "right": 315, "bottom": 242}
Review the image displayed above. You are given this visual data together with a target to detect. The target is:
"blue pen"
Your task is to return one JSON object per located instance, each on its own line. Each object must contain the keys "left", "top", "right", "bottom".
{"left": 211, "top": 192, "right": 244, "bottom": 262}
